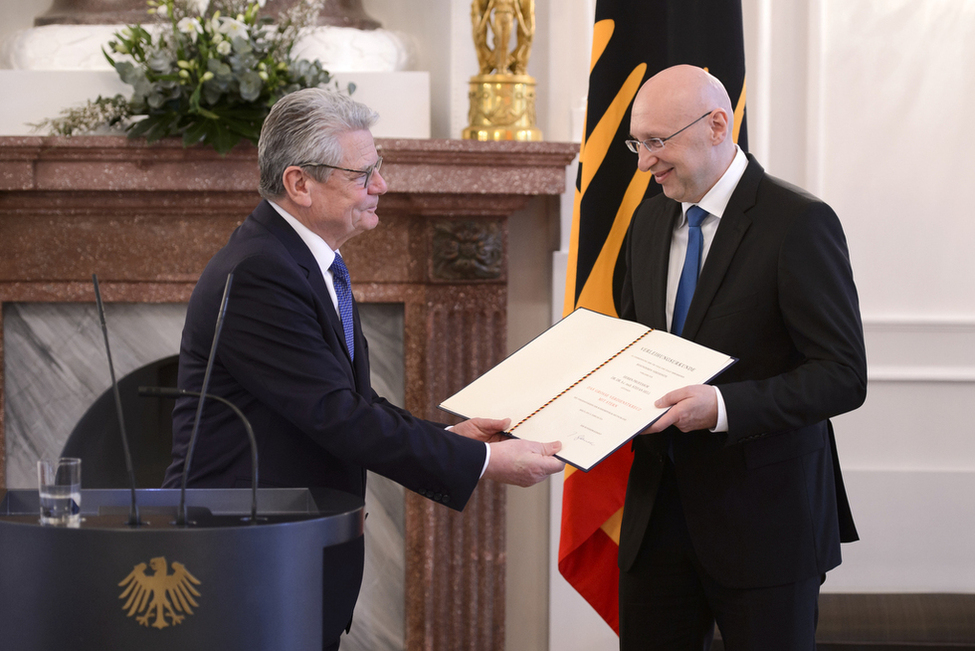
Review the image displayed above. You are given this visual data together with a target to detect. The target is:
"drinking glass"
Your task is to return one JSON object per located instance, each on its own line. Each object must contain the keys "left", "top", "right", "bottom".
{"left": 37, "top": 457, "right": 81, "bottom": 526}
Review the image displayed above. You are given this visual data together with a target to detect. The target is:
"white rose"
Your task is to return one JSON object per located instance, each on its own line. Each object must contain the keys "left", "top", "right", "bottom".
{"left": 216, "top": 40, "right": 232, "bottom": 55}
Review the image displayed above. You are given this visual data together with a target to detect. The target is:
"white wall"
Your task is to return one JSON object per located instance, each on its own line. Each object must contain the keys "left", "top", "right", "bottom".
{"left": 0, "top": 0, "right": 51, "bottom": 37}
{"left": 733, "top": 0, "right": 975, "bottom": 594}
{"left": 795, "top": 0, "right": 975, "bottom": 593}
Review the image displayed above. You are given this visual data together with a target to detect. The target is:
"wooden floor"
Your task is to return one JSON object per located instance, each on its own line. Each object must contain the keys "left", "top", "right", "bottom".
{"left": 709, "top": 593, "right": 975, "bottom": 650}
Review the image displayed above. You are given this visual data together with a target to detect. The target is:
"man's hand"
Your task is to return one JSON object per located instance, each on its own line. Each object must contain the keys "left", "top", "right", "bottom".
{"left": 484, "top": 438, "right": 565, "bottom": 487}
{"left": 645, "top": 385, "right": 718, "bottom": 433}
{"left": 452, "top": 417, "right": 511, "bottom": 443}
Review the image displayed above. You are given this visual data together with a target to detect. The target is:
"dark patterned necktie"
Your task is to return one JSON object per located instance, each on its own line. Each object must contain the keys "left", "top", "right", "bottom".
{"left": 330, "top": 253, "right": 355, "bottom": 360}
{"left": 671, "top": 205, "right": 708, "bottom": 336}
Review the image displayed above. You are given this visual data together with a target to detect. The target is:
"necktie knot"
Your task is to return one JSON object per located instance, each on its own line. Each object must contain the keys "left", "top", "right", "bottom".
{"left": 330, "top": 252, "right": 350, "bottom": 281}
{"left": 686, "top": 205, "right": 708, "bottom": 228}
{"left": 330, "top": 253, "right": 355, "bottom": 360}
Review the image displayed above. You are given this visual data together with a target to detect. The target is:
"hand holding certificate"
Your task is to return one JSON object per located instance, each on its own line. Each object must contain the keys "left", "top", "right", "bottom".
{"left": 439, "top": 308, "right": 736, "bottom": 471}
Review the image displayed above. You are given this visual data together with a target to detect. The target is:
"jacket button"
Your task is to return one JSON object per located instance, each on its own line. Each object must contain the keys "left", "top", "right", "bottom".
{"left": 441, "top": 494, "right": 450, "bottom": 504}
{"left": 434, "top": 493, "right": 442, "bottom": 501}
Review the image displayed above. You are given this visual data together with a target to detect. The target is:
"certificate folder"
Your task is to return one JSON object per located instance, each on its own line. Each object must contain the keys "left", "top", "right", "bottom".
{"left": 439, "top": 308, "right": 736, "bottom": 471}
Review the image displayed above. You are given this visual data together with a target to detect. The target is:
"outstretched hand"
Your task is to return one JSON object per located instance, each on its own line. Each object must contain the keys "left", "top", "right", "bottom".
{"left": 452, "top": 417, "right": 511, "bottom": 443}
{"left": 645, "top": 384, "right": 717, "bottom": 433}
{"left": 484, "top": 438, "right": 565, "bottom": 487}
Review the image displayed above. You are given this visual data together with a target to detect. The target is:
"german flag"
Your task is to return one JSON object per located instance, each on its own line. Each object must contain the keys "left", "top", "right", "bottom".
{"left": 558, "top": 0, "right": 748, "bottom": 633}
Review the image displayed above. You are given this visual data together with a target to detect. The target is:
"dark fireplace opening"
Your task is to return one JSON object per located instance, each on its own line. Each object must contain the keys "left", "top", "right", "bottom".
{"left": 60, "top": 355, "right": 178, "bottom": 488}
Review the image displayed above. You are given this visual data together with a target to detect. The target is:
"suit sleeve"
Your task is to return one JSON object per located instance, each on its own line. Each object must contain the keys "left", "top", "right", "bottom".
{"left": 719, "top": 202, "right": 867, "bottom": 443}
{"left": 216, "top": 251, "right": 486, "bottom": 509}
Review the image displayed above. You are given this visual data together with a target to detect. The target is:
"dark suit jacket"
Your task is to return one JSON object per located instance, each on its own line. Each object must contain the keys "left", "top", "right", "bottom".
{"left": 617, "top": 155, "right": 866, "bottom": 589}
{"left": 162, "top": 200, "right": 487, "bottom": 639}
{"left": 164, "top": 199, "right": 485, "bottom": 498}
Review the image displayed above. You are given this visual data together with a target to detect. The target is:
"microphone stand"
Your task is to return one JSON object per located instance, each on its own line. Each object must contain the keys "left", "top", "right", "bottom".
{"left": 177, "top": 273, "right": 233, "bottom": 526}
{"left": 139, "top": 386, "right": 260, "bottom": 523}
{"left": 92, "top": 274, "right": 141, "bottom": 526}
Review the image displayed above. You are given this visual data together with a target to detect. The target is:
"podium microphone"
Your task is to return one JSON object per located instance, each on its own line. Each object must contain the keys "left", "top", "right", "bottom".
{"left": 176, "top": 273, "right": 234, "bottom": 526}
{"left": 139, "top": 386, "right": 260, "bottom": 523}
{"left": 92, "top": 274, "right": 141, "bottom": 526}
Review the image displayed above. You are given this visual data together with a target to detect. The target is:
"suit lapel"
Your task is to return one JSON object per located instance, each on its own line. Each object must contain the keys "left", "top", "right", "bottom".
{"left": 680, "top": 156, "right": 763, "bottom": 339}
{"left": 649, "top": 202, "right": 680, "bottom": 331}
{"left": 250, "top": 201, "right": 353, "bottom": 367}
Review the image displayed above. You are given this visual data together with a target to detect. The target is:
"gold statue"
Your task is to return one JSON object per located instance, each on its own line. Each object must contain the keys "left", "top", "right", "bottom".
{"left": 464, "top": 0, "right": 541, "bottom": 141}
{"left": 472, "top": 0, "right": 534, "bottom": 75}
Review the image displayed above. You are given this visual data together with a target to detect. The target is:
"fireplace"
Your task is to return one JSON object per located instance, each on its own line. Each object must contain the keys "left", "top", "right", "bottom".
{"left": 4, "top": 299, "right": 409, "bottom": 650}
{"left": 0, "top": 135, "right": 577, "bottom": 650}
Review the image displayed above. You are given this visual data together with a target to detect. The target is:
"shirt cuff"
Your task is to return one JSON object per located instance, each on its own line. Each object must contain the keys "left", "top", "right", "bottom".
{"left": 712, "top": 386, "right": 729, "bottom": 433}
{"left": 446, "top": 425, "right": 491, "bottom": 479}
{"left": 480, "top": 442, "right": 491, "bottom": 478}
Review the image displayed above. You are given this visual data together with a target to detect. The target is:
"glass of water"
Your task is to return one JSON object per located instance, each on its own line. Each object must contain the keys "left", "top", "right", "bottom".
{"left": 37, "top": 458, "right": 81, "bottom": 527}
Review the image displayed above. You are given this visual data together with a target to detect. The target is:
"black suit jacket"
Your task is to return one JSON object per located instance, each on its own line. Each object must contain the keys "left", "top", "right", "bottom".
{"left": 162, "top": 201, "right": 487, "bottom": 639}
{"left": 617, "top": 155, "right": 866, "bottom": 589}
{"left": 164, "top": 200, "right": 485, "bottom": 498}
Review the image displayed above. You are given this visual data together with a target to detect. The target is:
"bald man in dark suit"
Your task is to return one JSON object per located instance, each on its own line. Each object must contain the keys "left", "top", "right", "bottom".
{"left": 617, "top": 65, "right": 866, "bottom": 650}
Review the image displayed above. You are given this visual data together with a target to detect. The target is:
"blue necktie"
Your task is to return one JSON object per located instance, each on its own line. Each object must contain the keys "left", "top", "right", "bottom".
{"left": 330, "top": 253, "right": 355, "bottom": 360}
{"left": 671, "top": 205, "right": 708, "bottom": 336}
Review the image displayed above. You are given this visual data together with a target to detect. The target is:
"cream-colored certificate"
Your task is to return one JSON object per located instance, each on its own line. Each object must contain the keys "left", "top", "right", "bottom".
{"left": 439, "top": 308, "right": 736, "bottom": 471}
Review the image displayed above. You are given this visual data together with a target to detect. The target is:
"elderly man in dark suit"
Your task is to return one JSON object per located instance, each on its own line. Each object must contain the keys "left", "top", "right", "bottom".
{"left": 163, "top": 88, "right": 563, "bottom": 650}
{"left": 616, "top": 65, "right": 867, "bottom": 650}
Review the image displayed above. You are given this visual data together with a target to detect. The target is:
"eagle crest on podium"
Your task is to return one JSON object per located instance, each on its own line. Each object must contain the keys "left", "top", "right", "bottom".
{"left": 119, "top": 556, "right": 202, "bottom": 629}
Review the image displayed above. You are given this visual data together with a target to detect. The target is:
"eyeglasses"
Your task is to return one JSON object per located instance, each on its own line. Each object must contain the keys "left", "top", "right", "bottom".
{"left": 295, "top": 156, "right": 383, "bottom": 188}
{"left": 625, "top": 112, "right": 713, "bottom": 154}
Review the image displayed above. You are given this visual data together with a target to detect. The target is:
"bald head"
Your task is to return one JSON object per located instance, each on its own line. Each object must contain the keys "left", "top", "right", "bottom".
{"left": 630, "top": 65, "right": 737, "bottom": 202}
{"left": 635, "top": 65, "right": 734, "bottom": 132}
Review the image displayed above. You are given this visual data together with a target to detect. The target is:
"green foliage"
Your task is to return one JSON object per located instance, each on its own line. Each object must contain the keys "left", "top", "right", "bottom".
{"left": 40, "top": 0, "right": 346, "bottom": 155}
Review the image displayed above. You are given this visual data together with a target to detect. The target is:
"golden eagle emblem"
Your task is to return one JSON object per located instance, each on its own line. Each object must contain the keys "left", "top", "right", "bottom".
{"left": 118, "top": 556, "right": 202, "bottom": 629}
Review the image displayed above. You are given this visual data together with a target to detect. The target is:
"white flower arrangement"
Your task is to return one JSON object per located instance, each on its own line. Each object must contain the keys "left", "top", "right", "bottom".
{"left": 37, "top": 0, "right": 349, "bottom": 155}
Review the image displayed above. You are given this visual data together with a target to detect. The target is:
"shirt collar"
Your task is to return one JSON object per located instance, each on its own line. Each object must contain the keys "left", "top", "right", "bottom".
{"left": 680, "top": 146, "right": 749, "bottom": 223}
{"left": 268, "top": 200, "right": 337, "bottom": 271}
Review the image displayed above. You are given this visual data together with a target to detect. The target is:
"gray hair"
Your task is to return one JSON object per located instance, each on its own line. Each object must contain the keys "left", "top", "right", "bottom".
{"left": 258, "top": 88, "right": 379, "bottom": 200}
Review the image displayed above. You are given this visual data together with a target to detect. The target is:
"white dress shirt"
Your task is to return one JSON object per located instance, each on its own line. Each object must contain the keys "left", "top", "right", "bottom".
{"left": 269, "top": 201, "right": 341, "bottom": 312}
{"left": 664, "top": 146, "right": 748, "bottom": 432}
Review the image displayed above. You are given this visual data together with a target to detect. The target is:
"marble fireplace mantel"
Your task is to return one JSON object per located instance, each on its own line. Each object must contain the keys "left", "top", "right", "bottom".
{"left": 0, "top": 135, "right": 578, "bottom": 651}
